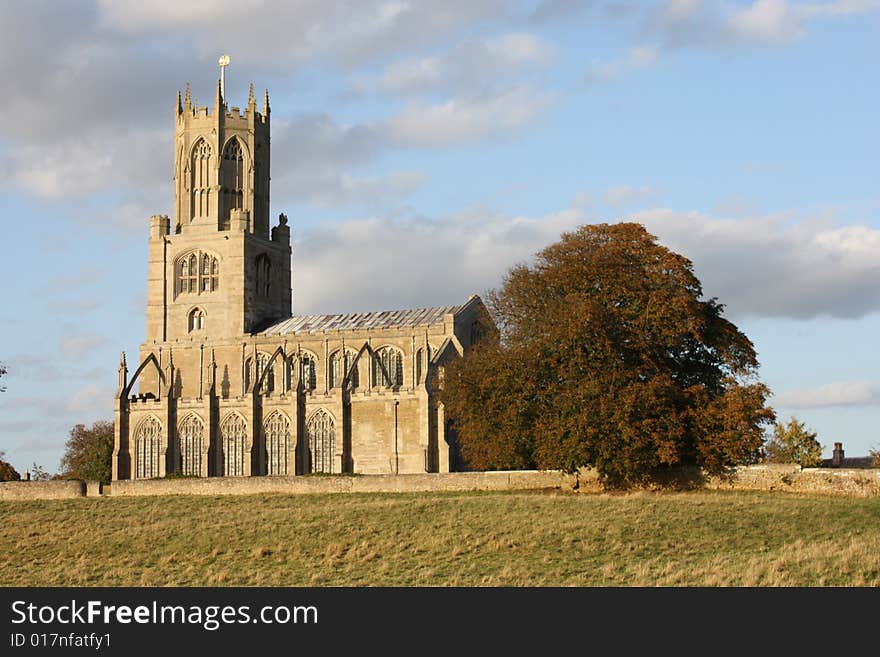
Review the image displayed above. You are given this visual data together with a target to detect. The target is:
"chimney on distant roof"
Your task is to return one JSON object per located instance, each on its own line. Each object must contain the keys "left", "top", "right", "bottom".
{"left": 832, "top": 442, "right": 844, "bottom": 467}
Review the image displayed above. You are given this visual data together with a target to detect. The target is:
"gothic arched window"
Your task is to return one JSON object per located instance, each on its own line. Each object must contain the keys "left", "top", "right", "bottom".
{"left": 297, "top": 353, "right": 317, "bottom": 392}
{"left": 190, "top": 138, "right": 212, "bottom": 221}
{"left": 176, "top": 251, "right": 219, "bottom": 297}
{"left": 134, "top": 416, "right": 162, "bottom": 479}
{"left": 329, "top": 350, "right": 359, "bottom": 389}
{"left": 416, "top": 348, "right": 425, "bottom": 384}
{"left": 187, "top": 254, "right": 197, "bottom": 292}
{"left": 188, "top": 307, "right": 205, "bottom": 332}
{"left": 221, "top": 414, "right": 248, "bottom": 477}
{"left": 178, "top": 414, "right": 204, "bottom": 477}
{"left": 180, "top": 258, "right": 190, "bottom": 292}
{"left": 220, "top": 138, "right": 245, "bottom": 229}
{"left": 264, "top": 412, "right": 291, "bottom": 476}
{"left": 307, "top": 409, "right": 335, "bottom": 474}
{"left": 373, "top": 346, "right": 403, "bottom": 388}
{"left": 245, "top": 352, "right": 274, "bottom": 394}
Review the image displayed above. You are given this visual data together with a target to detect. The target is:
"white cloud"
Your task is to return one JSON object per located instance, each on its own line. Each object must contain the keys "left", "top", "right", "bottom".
{"left": 95, "top": 0, "right": 512, "bottom": 68}
{"left": 290, "top": 202, "right": 880, "bottom": 321}
{"left": 66, "top": 382, "right": 115, "bottom": 415}
{"left": 378, "top": 32, "right": 554, "bottom": 95}
{"left": 632, "top": 208, "right": 880, "bottom": 320}
{"left": 292, "top": 206, "right": 583, "bottom": 314}
{"left": 386, "top": 86, "right": 555, "bottom": 147}
{"left": 586, "top": 46, "right": 660, "bottom": 82}
{"left": 773, "top": 382, "right": 880, "bottom": 408}
{"left": 631, "top": 0, "right": 880, "bottom": 69}
{"left": 728, "top": 0, "right": 803, "bottom": 44}
{"left": 604, "top": 185, "right": 657, "bottom": 207}
{"left": 62, "top": 335, "right": 109, "bottom": 359}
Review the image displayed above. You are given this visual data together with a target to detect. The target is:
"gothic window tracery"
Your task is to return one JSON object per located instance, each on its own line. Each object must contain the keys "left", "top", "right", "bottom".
{"left": 329, "top": 350, "right": 359, "bottom": 389}
{"left": 175, "top": 251, "right": 219, "bottom": 296}
{"left": 134, "top": 416, "right": 162, "bottom": 479}
{"left": 264, "top": 412, "right": 290, "bottom": 476}
{"left": 245, "top": 352, "right": 274, "bottom": 394}
{"left": 307, "top": 410, "right": 335, "bottom": 474}
{"left": 296, "top": 353, "right": 317, "bottom": 391}
{"left": 416, "top": 348, "right": 425, "bottom": 384}
{"left": 373, "top": 346, "right": 403, "bottom": 388}
{"left": 220, "top": 138, "right": 245, "bottom": 229}
{"left": 178, "top": 414, "right": 204, "bottom": 476}
{"left": 221, "top": 414, "right": 248, "bottom": 477}
{"left": 190, "top": 138, "right": 212, "bottom": 221}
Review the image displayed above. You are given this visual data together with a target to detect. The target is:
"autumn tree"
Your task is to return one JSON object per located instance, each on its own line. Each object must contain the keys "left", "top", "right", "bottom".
{"left": 764, "top": 417, "right": 824, "bottom": 467}
{"left": 59, "top": 420, "right": 115, "bottom": 484}
{"left": 442, "top": 223, "right": 775, "bottom": 484}
{"left": 0, "top": 450, "right": 21, "bottom": 481}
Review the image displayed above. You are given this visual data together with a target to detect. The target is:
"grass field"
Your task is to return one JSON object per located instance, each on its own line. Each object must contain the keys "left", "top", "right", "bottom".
{"left": 2, "top": 489, "right": 879, "bottom": 586}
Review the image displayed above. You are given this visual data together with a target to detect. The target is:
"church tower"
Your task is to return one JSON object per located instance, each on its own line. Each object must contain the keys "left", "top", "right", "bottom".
{"left": 145, "top": 74, "right": 291, "bottom": 343}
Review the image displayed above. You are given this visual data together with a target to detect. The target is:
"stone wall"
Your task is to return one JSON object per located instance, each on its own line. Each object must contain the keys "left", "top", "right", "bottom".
{"left": 707, "top": 464, "right": 880, "bottom": 498}
{"left": 108, "top": 470, "right": 576, "bottom": 497}
{"left": 2, "top": 465, "right": 878, "bottom": 501}
{"left": 571, "top": 463, "right": 880, "bottom": 498}
{"left": 0, "top": 480, "right": 86, "bottom": 500}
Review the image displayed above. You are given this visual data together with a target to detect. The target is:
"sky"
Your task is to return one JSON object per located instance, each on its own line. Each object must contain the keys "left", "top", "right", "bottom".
{"left": 0, "top": 0, "right": 878, "bottom": 475}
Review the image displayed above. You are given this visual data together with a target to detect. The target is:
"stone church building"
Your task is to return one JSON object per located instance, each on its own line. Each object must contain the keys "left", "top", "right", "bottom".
{"left": 112, "top": 78, "right": 492, "bottom": 481}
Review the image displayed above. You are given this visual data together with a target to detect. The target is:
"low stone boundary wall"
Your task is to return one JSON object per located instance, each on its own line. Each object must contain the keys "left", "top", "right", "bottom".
{"left": 108, "top": 470, "right": 576, "bottom": 497}
{"left": 706, "top": 464, "right": 880, "bottom": 497}
{"left": 2, "top": 465, "right": 877, "bottom": 501}
{"left": 0, "top": 480, "right": 86, "bottom": 500}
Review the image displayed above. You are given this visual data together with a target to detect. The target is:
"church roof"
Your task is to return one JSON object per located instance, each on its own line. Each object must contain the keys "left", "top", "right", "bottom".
{"left": 259, "top": 304, "right": 465, "bottom": 335}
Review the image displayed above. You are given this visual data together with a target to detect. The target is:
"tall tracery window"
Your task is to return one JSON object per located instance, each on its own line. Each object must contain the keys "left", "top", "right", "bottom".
{"left": 255, "top": 254, "right": 271, "bottom": 298}
{"left": 187, "top": 254, "right": 198, "bottom": 292}
{"left": 295, "top": 354, "right": 317, "bottom": 392}
{"left": 178, "top": 414, "right": 204, "bottom": 476}
{"left": 245, "top": 352, "right": 274, "bottom": 394}
{"left": 307, "top": 410, "right": 335, "bottom": 474}
{"left": 221, "top": 414, "right": 248, "bottom": 477}
{"left": 264, "top": 412, "right": 290, "bottom": 476}
{"left": 188, "top": 307, "right": 205, "bottom": 332}
{"left": 190, "top": 138, "right": 212, "bottom": 221}
{"left": 415, "top": 348, "right": 425, "bottom": 384}
{"left": 373, "top": 346, "right": 403, "bottom": 387}
{"left": 176, "top": 251, "right": 219, "bottom": 296}
{"left": 134, "top": 416, "right": 162, "bottom": 479}
{"left": 219, "top": 138, "right": 245, "bottom": 230}
{"left": 329, "top": 350, "right": 359, "bottom": 389}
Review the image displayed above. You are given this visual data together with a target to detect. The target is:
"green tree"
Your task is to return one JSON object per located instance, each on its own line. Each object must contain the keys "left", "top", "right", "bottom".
{"left": 58, "top": 420, "right": 115, "bottom": 484}
{"left": 0, "top": 450, "right": 21, "bottom": 481}
{"left": 764, "top": 417, "right": 824, "bottom": 467}
{"left": 441, "top": 223, "right": 776, "bottom": 484}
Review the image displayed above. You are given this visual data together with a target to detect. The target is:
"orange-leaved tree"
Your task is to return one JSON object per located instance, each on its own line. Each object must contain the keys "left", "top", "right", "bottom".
{"left": 441, "top": 223, "right": 775, "bottom": 484}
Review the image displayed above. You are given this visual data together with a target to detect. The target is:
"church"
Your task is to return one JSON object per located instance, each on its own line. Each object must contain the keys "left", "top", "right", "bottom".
{"left": 111, "top": 73, "right": 493, "bottom": 481}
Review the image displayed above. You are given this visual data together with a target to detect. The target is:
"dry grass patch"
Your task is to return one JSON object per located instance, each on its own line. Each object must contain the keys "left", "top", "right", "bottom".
{"left": 1, "top": 490, "right": 878, "bottom": 586}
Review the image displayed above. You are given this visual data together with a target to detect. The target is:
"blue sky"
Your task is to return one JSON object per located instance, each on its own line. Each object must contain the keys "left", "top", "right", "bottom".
{"left": 1, "top": 0, "right": 878, "bottom": 474}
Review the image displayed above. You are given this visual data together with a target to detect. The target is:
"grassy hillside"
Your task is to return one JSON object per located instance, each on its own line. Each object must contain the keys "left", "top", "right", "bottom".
{"left": 1, "top": 490, "right": 878, "bottom": 586}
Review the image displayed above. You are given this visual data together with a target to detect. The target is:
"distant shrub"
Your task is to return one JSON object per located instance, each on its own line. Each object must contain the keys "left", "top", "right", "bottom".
{"left": 764, "top": 417, "right": 824, "bottom": 467}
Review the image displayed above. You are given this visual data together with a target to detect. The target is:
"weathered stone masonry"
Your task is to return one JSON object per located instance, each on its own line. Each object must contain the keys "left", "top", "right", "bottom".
{"left": 111, "top": 77, "right": 494, "bottom": 482}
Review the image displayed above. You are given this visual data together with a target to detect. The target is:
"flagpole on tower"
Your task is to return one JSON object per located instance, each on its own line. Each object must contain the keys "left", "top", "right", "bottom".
{"left": 218, "top": 54, "right": 230, "bottom": 100}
